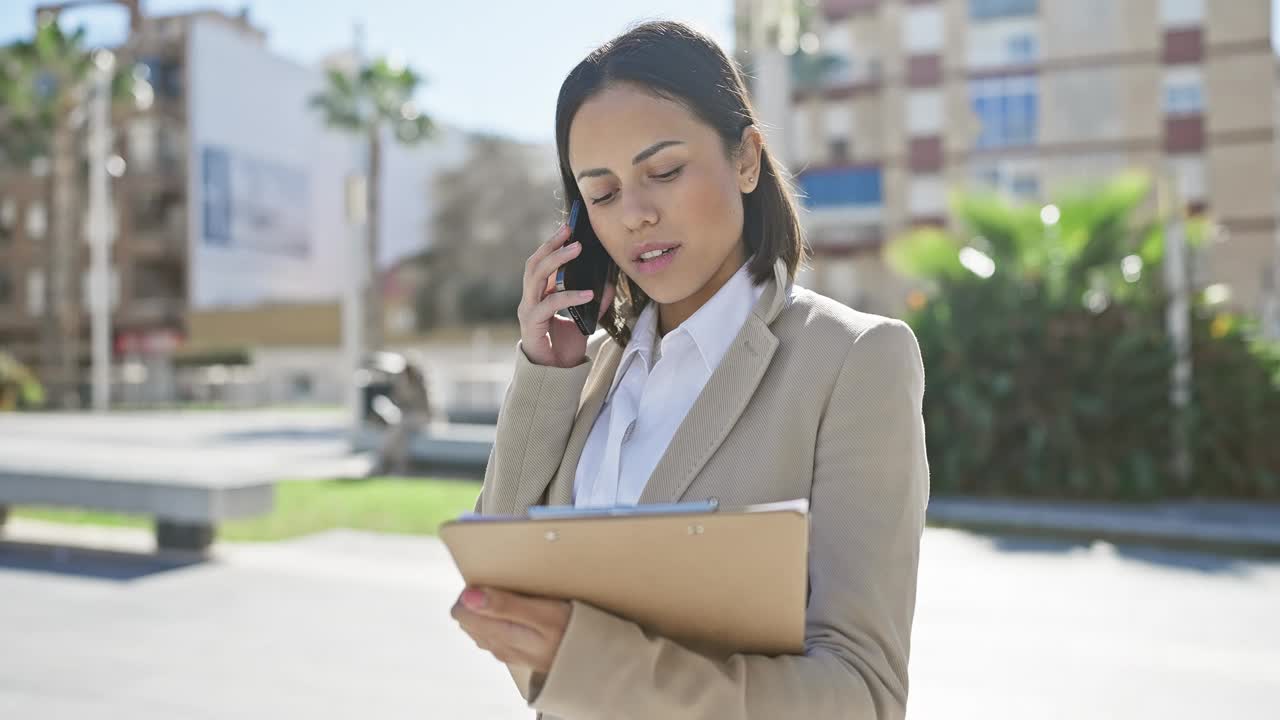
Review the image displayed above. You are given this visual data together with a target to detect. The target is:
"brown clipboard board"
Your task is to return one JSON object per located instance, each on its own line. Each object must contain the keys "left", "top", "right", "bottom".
{"left": 439, "top": 499, "right": 809, "bottom": 657}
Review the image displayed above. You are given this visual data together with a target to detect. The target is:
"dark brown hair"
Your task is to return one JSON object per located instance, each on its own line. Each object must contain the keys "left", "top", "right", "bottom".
{"left": 554, "top": 20, "right": 807, "bottom": 346}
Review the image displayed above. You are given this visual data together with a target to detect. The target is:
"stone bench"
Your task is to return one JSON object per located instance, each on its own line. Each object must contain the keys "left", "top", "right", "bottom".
{"left": 353, "top": 422, "right": 496, "bottom": 471}
{"left": 0, "top": 451, "right": 274, "bottom": 553}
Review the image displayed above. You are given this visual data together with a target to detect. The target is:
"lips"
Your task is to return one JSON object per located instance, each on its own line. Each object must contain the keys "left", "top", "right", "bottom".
{"left": 631, "top": 244, "right": 680, "bottom": 275}
{"left": 632, "top": 242, "right": 682, "bottom": 264}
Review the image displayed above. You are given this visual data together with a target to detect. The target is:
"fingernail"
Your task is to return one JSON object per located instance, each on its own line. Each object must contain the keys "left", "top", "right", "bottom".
{"left": 462, "top": 589, "right": 486, "bottom": 609}
{"left": 566, "top": 241, "right": 580, "bottom": 251}
{"left": 579, "top": 290, "right": 594, "bottom": 299}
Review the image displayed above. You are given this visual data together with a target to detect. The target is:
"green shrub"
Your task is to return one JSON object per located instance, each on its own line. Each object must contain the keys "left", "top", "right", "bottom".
{"left": 888, "top": 172, "right": 1280, "bottom": 500}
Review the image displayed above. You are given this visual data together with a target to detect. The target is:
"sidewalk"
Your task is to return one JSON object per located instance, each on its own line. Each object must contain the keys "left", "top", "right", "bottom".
{"left": 927, "top": 496, "right": 1280, "bottom": 557}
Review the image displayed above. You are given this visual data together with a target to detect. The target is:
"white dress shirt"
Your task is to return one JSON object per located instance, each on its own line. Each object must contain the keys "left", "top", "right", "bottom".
{"left": 573, "top": 262, "right": 766, "bottom": 508}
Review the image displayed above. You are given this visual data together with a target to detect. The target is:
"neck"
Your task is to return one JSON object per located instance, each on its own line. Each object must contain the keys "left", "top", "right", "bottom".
{"left": 657, "top": 243, "right": 746, "bottom": 336}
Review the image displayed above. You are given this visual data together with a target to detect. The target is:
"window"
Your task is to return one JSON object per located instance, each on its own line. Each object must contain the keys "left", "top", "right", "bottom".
{"left": 828, "top": 139, "right": 850, "bottom": 163}
{"left": 907, "top": 90, "right": 944, "bottom": 136}
{"left": 971, "top": 0, "right": 1038, "bottom": 21}
{"left": 824, "top": 103, "right": 853, "bottom": 161}
{"left": 1160, "top": 0, "right": 1204, "bottom": 27}
{"left": 904, "top": 7, "right": 945, "bottom": 53}
{"left": 1163, "top": 67, "right": 1204, "bottom": 115}
{"left": 133, "top": 188, "right": 183, "bottom": 235}
{"left": 824, "top": 103, "right": 853, "bottom": 139}
{"left": 1009, "top": 173, "right": 1040, "bottom": 200}
{"left": 0, "top": 196, "right": 15, "bottom": 244}
{"left": 1169, "top": 154, "right": 1207, "bottom": 202}
{"left": 132, "top": 260, "right": 182, "bottom": 300}
{"left": 138, "top": 56, "right": 183, "bottom": 98}
{"left": 968, "top": 20, "right": 1040, "bottom": 69}
{"left": 973, "top": 166, "right": 1001, "bottom": 188}
{"left": 26, "top": 270, "right": 44, "bottom": 316}
{"left": 971, "top": 160, "right": 1040, "bottom": 200}
{"left": 808, "top": 26, "right": 863, "bottom": 87}
{"left": 1007, "top": 33, "right": 1039, "bottom": 64}
{"left": 128, "top": 117, "right": 157, "bottom": 172}
{"left": 26, "top": 201, "right": 47, "bottom": 239}
{"left": 909, "top": 175, "right": 947, "bottom": 215}
{"left": 971, "top": 75, "right": 1038, "bottom": 148}
{"left": 290, "top": 372, "right": 314, "bottom": 400}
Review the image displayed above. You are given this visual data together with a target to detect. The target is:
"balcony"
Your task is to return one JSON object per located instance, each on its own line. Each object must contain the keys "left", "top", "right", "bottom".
{"left": 791, "top": 54, "right": 883, "bottom": 102}
{"left": 797, "top": 166, "right": 883, "bottom": 209}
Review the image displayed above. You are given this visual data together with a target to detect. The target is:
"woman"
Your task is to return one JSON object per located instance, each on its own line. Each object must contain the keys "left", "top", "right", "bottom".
{"left": 451, "top": 20, "right": 929, "bottom": 720}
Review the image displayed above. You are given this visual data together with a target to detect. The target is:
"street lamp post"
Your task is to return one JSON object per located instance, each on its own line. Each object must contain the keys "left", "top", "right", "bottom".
{"left": 342, "top": 22, "right": 370, "bottom": 445}
{"left": 344, "top": 173, "right": 367, "bottom": 445}
{"left": 1157, "top": 169, "right": 1193, "bottom": 490}
{"left": 87, "top": 49, "right": 115, "bottom": 412}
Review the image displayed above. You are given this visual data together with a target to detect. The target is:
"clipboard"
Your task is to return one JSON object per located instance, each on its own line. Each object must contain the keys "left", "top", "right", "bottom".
{"left": 439, "top": 499, "right": 809, "bottom": 657}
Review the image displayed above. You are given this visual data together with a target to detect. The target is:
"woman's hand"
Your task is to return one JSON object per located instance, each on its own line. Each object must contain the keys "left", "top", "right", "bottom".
{"left": 517, "top": 223, "right": 616, "bottom": 368}
{"left": 451, "top": 587, "right": 572, "bottom": 674}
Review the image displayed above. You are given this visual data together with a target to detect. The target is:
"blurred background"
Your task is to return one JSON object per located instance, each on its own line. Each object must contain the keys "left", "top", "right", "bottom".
{"left": 1, "top": 1, "right": 1278, "bottom": 719}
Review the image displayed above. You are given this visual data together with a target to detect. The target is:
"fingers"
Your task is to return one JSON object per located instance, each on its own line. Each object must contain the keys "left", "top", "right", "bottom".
{"left": 528, "top": 288, "right": 593, "bottom": 327}
{"left": 456, "top": 588, "right": 569, "bottom": 636}
{"left": 454, "top": 615, "right": 542, "bottom": 667}
{"left": 453, "top": 602, "right": 544, "bottom": 648}
{"left": 530, "top": 241, "right": 582, "bottom": 300}
{"left": 522, "top": 224, "right": 574, "bottom": 308}
{"left": 475, "top": 589, "right": 571, "bottom": 631}
{"left": 452, "top": 593, "right": 557, "bottom": 669}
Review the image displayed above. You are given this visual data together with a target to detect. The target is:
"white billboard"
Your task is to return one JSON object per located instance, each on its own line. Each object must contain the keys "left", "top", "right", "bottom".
{"left": 187, "top": 15, "right": 353, "bottom": 310}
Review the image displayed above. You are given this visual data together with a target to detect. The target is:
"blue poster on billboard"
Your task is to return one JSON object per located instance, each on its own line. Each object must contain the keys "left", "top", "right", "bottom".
{"left": 200, "top": 144, "right": 310, "bottom": 257}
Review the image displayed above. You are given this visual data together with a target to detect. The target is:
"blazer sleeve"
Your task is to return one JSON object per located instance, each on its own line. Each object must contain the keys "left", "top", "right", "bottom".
{"left": 474, "top": 339, "right": 599, "bottom": 516}
{"left": 472, "top": 337, "right": 607, "bottom": 700}
{"left": 529, "top": 319, "right": 930, "bottom": 720}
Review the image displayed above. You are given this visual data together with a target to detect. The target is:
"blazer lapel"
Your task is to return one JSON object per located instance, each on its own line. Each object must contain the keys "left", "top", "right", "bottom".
{"left": 541, "top": 336, "right": 623, "bottom": 507}
{"left": 637, "top": 258, "right": 790, "bottom": 504}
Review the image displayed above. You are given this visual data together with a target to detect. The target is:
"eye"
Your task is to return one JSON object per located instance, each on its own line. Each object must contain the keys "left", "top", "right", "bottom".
{"left": 653, "top": 166, "right": 684, "bottom": 181}
{"left": 589, "top": 191, "right": 615, "bottom": 205}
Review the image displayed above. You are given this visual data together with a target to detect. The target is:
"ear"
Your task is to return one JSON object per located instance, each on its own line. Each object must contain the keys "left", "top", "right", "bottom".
{"left": 736, "top": 125, "right": 764, "bottom": 194}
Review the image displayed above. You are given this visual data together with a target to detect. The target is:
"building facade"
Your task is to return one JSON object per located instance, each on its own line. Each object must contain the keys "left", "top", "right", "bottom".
{"left": 736, "top": 0, "right": 1278, "bottom": 327}
{"left": 0, "top": 10, "right": 262, "bottom": 405}
{"left": 0, "top": 8, "right": 469, "bottom": 406}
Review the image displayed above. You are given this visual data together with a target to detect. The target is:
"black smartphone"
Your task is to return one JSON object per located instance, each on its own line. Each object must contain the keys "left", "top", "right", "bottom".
{"left": 555, "top": 198, "right": 614, "bottom": 335}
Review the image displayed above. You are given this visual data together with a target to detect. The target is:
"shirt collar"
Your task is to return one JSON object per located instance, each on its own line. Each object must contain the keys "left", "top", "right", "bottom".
{"left": 606, "top": 261, "right": 764, "bottom": 403}
{"left": 606, "top": 300, "right": 659, "bottom": 403}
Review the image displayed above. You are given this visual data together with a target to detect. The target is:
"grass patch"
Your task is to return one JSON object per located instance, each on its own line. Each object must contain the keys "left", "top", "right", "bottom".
{"left": 11, "top": 477, "right": 480, "bottom": 542}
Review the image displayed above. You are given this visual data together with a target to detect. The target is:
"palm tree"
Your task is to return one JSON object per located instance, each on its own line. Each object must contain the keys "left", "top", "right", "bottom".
{"left": 309, "top": 58, "right": 434, "bottom": 354}
{"left": 2, "top": 16, "right": 134, "bottom": 408}
{"left": 2, "top": 18, "right": 95, "bottom": 408}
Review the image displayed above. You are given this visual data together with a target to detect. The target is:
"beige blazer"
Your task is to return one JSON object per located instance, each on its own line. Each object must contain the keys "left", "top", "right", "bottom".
{"left": 475, "top": 256, "right": 930, "bottom": 720}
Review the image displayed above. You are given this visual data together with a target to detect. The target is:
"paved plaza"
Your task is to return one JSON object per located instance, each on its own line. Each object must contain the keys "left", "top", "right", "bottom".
{"left": 3, "top": 516, "right": 1277, "bottom": 719}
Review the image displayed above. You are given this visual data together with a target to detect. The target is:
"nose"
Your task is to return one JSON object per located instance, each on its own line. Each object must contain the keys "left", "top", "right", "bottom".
{"left": 619, "top": 187, "right": 659, "bottom": 233}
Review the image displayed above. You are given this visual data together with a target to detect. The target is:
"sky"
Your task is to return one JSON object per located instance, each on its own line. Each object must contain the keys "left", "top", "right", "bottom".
{"left": 0, "top": 0, "right": 737, "bottom": 144}
{"left": 3, "top": 1, "right": 1279, "bottom": 144}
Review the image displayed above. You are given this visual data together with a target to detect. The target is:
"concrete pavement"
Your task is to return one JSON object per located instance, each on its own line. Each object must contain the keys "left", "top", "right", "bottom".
{"left": 3, "top": 518, "right": 1278, "bottom": 719}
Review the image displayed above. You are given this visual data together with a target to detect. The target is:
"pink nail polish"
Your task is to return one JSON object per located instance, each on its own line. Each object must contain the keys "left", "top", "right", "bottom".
{"left": 462, "top": 588, "right": 486, "bottom": 609}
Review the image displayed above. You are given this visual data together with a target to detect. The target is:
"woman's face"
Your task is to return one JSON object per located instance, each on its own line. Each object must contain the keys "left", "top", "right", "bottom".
{"left": 568, "top": 83, "right": 760, "bottom": 311}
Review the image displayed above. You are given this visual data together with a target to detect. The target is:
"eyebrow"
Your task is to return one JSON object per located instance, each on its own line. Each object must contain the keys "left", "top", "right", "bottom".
{"left": 575, "top": 140, "right": 685, "bottom": 181}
